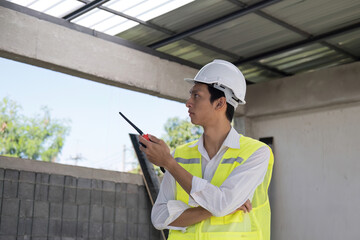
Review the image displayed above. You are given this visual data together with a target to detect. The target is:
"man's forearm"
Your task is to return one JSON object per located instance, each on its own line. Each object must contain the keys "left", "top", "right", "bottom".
{"left": 165, "top": 157, "right": 193, "bottom": 195}
{"left": 169, "top": 206, "right": 212, "bottom": 227}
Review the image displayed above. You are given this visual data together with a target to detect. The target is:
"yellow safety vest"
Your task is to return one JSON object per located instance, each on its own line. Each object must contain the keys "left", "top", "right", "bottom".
{"left": 168, "top": 135, "right": 274, "bottom": 240}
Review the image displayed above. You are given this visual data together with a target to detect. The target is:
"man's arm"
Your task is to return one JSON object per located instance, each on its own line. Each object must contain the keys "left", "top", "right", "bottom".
{"left": 141, "top": 135, "right": 265, "bottom": 219}
{"left": 169, "top": 200, "right": 252, "bottom": 227}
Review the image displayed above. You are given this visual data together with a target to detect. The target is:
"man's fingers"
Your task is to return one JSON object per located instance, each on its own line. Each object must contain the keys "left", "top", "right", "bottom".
{"left": 239, "top": 206, "right": 247, "bottom": 213}
{"left": 244, "top": 200, "right": 252, "bottom": 212}
{"left": 148, "top": 134, "right": 160, "bottom": 143}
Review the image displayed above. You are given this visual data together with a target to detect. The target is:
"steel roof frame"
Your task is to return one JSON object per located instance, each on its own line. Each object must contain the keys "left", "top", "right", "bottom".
{"left": 74, "top": 0, "right": 289, "bottom": 78}
{"left": 228, "top": 0, "right": 359, "bottom": 61}
{"left": 63, "top": 0, "right": 110, "bottom": 21}
{"left": 233, "top": 22, "right": 360, "bottom": 66}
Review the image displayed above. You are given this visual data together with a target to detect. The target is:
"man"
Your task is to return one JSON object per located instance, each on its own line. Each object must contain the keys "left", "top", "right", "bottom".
{"left": 139, "top": 59, "right": 274, "bottom": 240}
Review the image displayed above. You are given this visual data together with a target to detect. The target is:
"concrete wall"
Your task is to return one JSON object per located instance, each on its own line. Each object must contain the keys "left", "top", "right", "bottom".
{"left": 235, "top": 62, "right": 360, "bottom": 239}
{"left": 251, "top": 102, "right": 360, "bottom": 240}
{"left": 0, "top": 156, "right": 161, "bottom": 240}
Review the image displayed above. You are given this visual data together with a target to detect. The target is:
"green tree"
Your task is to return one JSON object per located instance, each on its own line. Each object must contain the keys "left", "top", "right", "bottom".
{"left": 0, "top": 97, "right": 70, "bottom": 162}
{"left": 162, "top": 117, "right": 203, "bottom": 151}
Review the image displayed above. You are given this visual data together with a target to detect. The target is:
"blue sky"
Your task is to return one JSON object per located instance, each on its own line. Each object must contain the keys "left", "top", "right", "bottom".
{"left": 0, "top": 57, "right": 190, "bottom": 171}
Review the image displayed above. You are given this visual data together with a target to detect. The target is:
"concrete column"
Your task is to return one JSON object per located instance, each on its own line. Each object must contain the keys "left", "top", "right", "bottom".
{"left": 233, "top": 116, "right": 253, "bottom": 137}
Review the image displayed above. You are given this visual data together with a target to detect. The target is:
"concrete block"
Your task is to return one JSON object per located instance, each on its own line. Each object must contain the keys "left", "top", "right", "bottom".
{"left": 127, "top": 223, "right": 138, "bottom": 239}
{"left": 115, "top": 182, "right": 126, "bottom": 193}
{"left": 47, "top": 237, "right": 61, "bottom": 240}
{"left": 49, "top": 174, "right": 64, "bottom": 186}
{"left": 127, "top": 183, "right": 138, "bottom": 194}
{"left": 78, "top": 205, "right": 89, "bottom": 221}
{"left": 91, "top": 189, "right": 102, "bottom": 205}
{"left": 2, "top": 198, "right": 19, "bottom": 216}
{"left": 17, "top": 217, "right": 32, "bottom": 236}
{"left": 32, "top": 218, "right": 48, "bottom": 236}
{"left": 19, "top": 171, "right": 36, "bottom": 183}
{"left": 115, "top": 208, "right": 127, "bottom": 223}
{"left": 48, "top": 219, "right": 61, "bottom": 236}
{"left": 138, "top": 223, "right": 150, "bottom": 240}
{"left": 76, "top": 221, "right": 89, "bottom": 238}
{"left": 49, "top": 203, "right": 62, "bottom": 219}
{"left": 138, "top": 186, "right": 150, "bottom": 209}
{"left": 103, "top": 223, "right": 114, "bottom": 240}
{"left": 103, "top": 206, "right": 114, "bottom": 223}
{"left": 150, "top": 226, "right": 161, "bottom": 240}
{"left": 0, "top": 168, "right": 3, "bottom": 179}
{"left": 0, "top": 180, "right": 3, "bottom": 196}
{"left": 126, "top": 193, "right": 138, "bottom": 209}
{"left": 114, "top": 222, "right": 126, "bottom": 239}
{"left": 64, "top": 176, "right": 77, "bottom": 187}
{"left": 63, "top": 204, "right": 77, "bottom": 220}
{"left": 34, "top": 201, "right": 49, "bottom": 218}
{"left": 3, "top": 179, "right": 18, "bottom": 198}
{"left": 89, "top": 222, "right": 102, "bottom": 238}
{"left": 19, "top": 199, "right": 34, "bottom": 218}
{"left": 138, "top": 208, "right": 150, "bottom": 224}
{"left": 34, "top": 184, "right": 48, "bottom": 201}
{"left": 102, "top": 181, "right": 115, "bottom": 191}
{"left": 127, "top": 208, "right": 138, "bottom": 224}
{"left": 90, "top": 205, "right": 103, "bottom": 222}
{"left": 76, "top": 188, "right": 90, "bottom": 204}
{"left": 0, "top": 236, "right": 16, "bottom": 240}
{"left": 36, "top": 173, "right": 49, "bottom": 184}
{"left": 18, "top": 182, "right": 35, "bottom": 200}
{"left": 0, "top": 215, "right": 18, "bottom": 235}
{"left": 4, "top": 169, "right": 19, "bottom": 180}
{"left": 48, "top": 185, "right": 64, "bottom": 203}
{"left": 61, "top": 220, "right": 77, "bottom": 237}
{"left": 63, "top": 187, "right": 76, "bottom": 203}
{"left": 102, "top": 191, "right": 115, "bottom": 207}
{"left": 77, "top": 178, "right": 91, "bottom": 189}
{"left": 91, "top": 179, "right": 102, "bottom": 189}
{"left": 115, "top": 191, "right": 126, "bottom": 208}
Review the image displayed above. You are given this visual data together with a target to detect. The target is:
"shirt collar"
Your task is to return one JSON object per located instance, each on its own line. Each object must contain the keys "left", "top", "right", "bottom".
{"left": 189, "top": 126, "right": 241, "bottom": 149}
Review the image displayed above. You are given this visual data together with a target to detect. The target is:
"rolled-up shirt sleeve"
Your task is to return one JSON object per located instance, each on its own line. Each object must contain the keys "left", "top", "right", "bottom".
{"left": 190, "top": 146, "right": 270, "bottom": 217}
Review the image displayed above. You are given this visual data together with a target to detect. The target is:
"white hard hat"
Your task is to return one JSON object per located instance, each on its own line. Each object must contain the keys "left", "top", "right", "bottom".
{"left": 185, "top": 59, "right": 246, "bottom": 108}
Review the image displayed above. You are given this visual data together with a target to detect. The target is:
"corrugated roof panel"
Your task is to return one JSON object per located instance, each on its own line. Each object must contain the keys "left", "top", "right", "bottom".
{"left": 262, "top": 0, "right": 360, "bottom": 35}
{"left": 239, "top": 64, "right": 280, "bottom": 83}
{"left": 150, "top": 0, "right": 238, "bottom": 33}
{"left": 192, "top": 13, "right": 304, "bottom": 58}
{"left": 156, "top": 40, "right": 234, "bottom": 65}
{"left": 326, "top": 29, "right": 360, "bottom": 57}
{"left": 117, "top": 24, "right": 169, "bottom": 46}
{"left": 260, "top": 43, "right": 353, "bottom": 74}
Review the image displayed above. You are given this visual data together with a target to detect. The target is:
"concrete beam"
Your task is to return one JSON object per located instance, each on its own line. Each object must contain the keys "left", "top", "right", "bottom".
{"left": 245, "top": 61, "right": 360, "bottom": 117}
{"left": 0, "top": 5, "right": 198, "bottom": 103}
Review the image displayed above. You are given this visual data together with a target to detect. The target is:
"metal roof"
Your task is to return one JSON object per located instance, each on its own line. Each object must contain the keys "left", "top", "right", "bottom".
{"left": 4, "top": 0, "right": 360, "bottom": 83}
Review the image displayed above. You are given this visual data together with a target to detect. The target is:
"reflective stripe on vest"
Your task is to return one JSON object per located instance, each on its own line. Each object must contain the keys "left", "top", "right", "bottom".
{"left": 168, "top": 135, "right": 274, "bottom": 240}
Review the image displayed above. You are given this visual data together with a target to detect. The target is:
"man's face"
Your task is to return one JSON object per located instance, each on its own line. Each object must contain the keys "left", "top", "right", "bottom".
{"left": 186, "top": 83, "right": 215, "bottom": 126}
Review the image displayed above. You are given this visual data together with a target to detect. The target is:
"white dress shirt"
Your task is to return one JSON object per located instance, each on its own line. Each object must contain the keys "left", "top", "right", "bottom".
{"left": 151, "top": 127, "right": 270, "bottom": 231}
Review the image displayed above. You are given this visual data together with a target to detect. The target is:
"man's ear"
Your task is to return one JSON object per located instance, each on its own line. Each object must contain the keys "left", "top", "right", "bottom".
{"left": 215, "top": 97, "right": 227, "bottom": 110}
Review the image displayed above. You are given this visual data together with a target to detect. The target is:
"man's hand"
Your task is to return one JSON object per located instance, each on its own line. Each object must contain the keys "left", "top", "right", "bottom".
{"left": 139, "top": 134, "right": 173, "bottom": 168}
{"left": 231, "top": 199, "right": 252, "bottom": 214}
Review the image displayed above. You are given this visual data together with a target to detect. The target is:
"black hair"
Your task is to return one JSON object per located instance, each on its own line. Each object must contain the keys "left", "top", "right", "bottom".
{"left": 207, "top": 84, "right": 234, "bottom": 122}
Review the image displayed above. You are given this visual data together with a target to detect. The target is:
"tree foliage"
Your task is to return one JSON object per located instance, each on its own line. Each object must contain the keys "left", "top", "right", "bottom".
{"left": 0, "top": 97, "right": 70, "bottom": 162}
{"left": 162, "top": 117, "right": 203, "bottom": 151}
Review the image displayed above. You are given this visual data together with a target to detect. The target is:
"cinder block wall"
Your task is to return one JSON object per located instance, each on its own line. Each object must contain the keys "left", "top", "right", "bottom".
{"left": 0, "top": 156, "right": 161, "bottom": 240}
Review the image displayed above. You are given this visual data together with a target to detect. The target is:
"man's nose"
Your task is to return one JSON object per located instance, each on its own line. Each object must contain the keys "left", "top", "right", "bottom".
{"left": 186, "top": 98, "right": 192, "bottom": 108}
